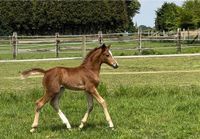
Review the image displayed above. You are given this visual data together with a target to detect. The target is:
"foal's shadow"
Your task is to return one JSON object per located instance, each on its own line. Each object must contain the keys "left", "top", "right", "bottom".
{"left": 50, "top": 123, "right": 106, "bottom": 132}
{"left": 50, "top": 124, "right": 67, "bottom": 132}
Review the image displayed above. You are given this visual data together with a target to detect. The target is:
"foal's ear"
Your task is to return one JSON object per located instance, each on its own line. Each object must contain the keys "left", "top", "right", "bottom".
{"left": 101, "top": 43, "right": 106, "bottom": 48}
{"left": 100, "top": 43, "right": 107, "bottom": 51}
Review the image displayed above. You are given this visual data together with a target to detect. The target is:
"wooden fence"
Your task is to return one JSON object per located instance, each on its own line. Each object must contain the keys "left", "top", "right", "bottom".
{"left": 0, "top": 29, "right": 200, "bottom": 59}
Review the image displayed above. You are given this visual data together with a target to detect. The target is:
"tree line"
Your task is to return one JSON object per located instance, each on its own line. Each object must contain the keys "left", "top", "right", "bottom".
{"left": 0, "top": 0, "right": 140, "bottom": 35}
{"left": 155, "top": 0, "right": 200, "bottom": 31}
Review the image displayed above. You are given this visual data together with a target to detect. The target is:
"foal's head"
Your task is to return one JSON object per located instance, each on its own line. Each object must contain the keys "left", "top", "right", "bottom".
{"left": 99, "top": 44, "right": 119, "bottom": 69}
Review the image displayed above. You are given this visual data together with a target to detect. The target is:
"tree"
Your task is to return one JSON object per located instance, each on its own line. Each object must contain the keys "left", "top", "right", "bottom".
{"left": 0, "top": 0, "right": 141, "bottom": 35}
{"left": 139, "top": 25, "right": 153, "bottom": 31}
{"left": 155, "top": 2, "right": 181, "bottom": 31}
{"left": 155, "top": 0, "right": 200, "bottom": 31}
{"left": 180, "top": 0, "right": 200, "bottom": 29}
{"left": 125, "top": 0, "right": 140, "bottom": 17}
{"left": 125, "top": 0, "right": 141, "bottom": 32}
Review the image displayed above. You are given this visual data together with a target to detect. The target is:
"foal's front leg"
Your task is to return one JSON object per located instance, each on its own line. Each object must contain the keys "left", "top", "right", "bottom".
{"left": 79, "top": 93, "right": 93, "bottom": 129}
{"left": 90, "top": 88, "right": 114, "bottom": 128}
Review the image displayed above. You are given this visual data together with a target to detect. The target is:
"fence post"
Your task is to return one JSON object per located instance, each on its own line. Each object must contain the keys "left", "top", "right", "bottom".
{"left": 82, "top": 35, "right": 86, "bottom": 59}
{"left": 138, "top": 28, "right": 142, "bottom": 54}
{"left": 163, "top": 30, "right": 165, "bottom": 36}
{"left": 156, "top": 32, "right": 158, "bottom": 39}
{"left": 9, "top": 35, "right": 12, "bottom": 47}
{"left": 98, "top": 31, "right": 103, "bottom": 46}
{"left": 183, "top": 28, "right": 185, "bottom": 41}
{"left": 187, "top": 28, "right": 190, "bottom": 43}
{"left": 176, "top": 28, "right": 181, "bottom": 53}
{"left": 55, "top": 33, "right": 60, "bottom": 58}
{"left": 12, "top": 32, "right": 17, "bottom": 59}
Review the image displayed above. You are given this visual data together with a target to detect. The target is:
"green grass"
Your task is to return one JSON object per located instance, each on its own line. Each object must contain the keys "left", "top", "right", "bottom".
{"left": 2, "top": 84, "right": 200, "bottom": 138}
{"left": 2, "top": 57, "right": 200, "bottom": 138}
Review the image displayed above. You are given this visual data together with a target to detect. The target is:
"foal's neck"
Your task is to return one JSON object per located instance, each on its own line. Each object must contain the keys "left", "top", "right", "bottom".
{"left": 81, "top": 59, "right": 102, "bottom": 75}
{"left": 81, "top": 48, "right": 102, "bottom": 75}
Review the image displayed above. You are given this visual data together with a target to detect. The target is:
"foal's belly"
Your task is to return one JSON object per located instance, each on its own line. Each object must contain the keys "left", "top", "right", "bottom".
{"left": 63, "top": 84, "right": 85, "bottom": 91}
{"left": 62, "top": 78, "right": 85, "bottom": 91}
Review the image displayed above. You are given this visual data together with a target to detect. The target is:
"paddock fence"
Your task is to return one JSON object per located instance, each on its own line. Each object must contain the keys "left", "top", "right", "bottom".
{"left": 0, "top": 28, "right": 200, "bottom": 60}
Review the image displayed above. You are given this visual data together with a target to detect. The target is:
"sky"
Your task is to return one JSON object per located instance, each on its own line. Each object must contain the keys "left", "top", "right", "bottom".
{"left": 133, "top": 0, "right": 185, "bottom": 27}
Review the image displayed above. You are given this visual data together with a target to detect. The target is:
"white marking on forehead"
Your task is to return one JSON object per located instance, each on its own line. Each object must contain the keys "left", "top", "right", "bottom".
{"left": 108, "top": 50, "right": 113, "bottom": 56}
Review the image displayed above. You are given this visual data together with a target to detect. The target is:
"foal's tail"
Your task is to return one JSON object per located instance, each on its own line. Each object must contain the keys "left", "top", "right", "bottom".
{"left": 21, "top": 68, "right": 46, "bottom": 79}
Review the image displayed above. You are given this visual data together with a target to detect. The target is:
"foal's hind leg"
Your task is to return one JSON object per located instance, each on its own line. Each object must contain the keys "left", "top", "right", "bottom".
{"left": 30, "top": 94, "right": 51, "bottom": 133}
{"left": 50, "top": 87, "right": 71, "bottom": 129}
{"left": 79, "top": 93, "right": 93, "bottom": 129}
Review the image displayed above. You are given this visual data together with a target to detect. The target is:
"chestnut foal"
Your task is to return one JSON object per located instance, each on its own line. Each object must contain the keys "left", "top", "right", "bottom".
{"left": 21, "top": 44, "right": 118, "bottom": 132}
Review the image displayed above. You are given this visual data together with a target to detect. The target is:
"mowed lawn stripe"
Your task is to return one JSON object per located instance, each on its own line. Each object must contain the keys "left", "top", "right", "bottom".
{"left": 4, "top": 69, "right": 200, "bottom": 80}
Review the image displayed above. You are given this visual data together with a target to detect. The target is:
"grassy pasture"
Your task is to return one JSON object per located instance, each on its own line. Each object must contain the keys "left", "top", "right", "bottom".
{"left": 1, "top": 56, "right": 200, "bottom": 138}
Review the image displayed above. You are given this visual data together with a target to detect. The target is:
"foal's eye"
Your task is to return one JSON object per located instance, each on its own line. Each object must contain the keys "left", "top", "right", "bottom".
{"left": 106, "top": 54, "right": 109, "bottom": 57}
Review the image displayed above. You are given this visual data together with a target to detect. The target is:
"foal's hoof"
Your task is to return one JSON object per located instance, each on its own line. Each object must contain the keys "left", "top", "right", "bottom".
{"left": 78, "top": 127, "right": 84, "bottom": 131}
{"left": 79, "top": 123, "right": 84, "bottom": 129}
{"left": 68, "top": 128, "right": 72, "bottom": 131}
{"left": 30, "top": 128, "right": 36, "bottom": 133}
{"left": 109, "top": 126, "right": 115, "bottom": 131}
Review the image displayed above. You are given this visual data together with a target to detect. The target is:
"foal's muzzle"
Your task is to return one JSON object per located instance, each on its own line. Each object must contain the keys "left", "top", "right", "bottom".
{"left": 112, "top": 63, "right": 119, "bottom": 69}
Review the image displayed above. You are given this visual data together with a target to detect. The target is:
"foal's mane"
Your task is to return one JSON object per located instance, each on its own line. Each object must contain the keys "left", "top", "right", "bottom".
{"left": 81, "top": 47, "right": 101, "bottom": 65}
